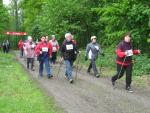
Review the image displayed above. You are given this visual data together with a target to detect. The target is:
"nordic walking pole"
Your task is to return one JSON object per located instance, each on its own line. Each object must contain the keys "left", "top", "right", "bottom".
{"left": 117, "top": 55, "right": 127, "bottom": 80}
{"left": 75, "top": 51, "right": 81, "bottom": 81}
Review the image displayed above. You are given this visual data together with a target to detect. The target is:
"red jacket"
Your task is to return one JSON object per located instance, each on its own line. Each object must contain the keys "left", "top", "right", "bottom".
{"left": 116, "top": 41, "right": 140, "bottom": 66}
{"left": 18, "top": 40, "right": 24, "bottom": 49}
{"left": 35, "top": 41, "right": 52, "bottom": 57}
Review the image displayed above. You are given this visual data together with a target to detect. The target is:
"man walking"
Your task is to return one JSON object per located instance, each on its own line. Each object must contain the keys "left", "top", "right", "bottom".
{"left": 85, "top": 36, "right": 103, "bottom": 78}
{"left": 60, "top": 33, "right": 77, "bottom": 83}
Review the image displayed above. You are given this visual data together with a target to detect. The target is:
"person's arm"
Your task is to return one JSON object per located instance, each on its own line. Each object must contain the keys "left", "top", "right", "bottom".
{"left": 85, "top": 44, "right": 91, "bottom": 60}
{"left": 35, "top": 43, "right": 41, "bottom": 56}
{"left": 133, "top": 50, "right": 140, "bottom": 55}
{"left": 48, "top": 43, "right": 52, "bottom": 57}
{"left": 56, "top": 41, "right": 60, "bottom": 51}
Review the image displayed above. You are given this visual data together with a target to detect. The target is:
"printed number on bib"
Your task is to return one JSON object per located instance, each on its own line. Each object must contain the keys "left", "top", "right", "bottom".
{"left": 42, "top": 47, "right": 48, "bottom": 52}
{"left": 126, "top": 50, "right": 133, "bottom": 56}
{"left": 66, "top": 44, "right": 73, "bottom": 50}
{"left": 52, "top": 47, "right": 57, "bottom": 52}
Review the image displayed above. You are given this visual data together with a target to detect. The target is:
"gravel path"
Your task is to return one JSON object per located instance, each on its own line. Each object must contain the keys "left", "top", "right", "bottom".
{"left": 15, "top": 52, "right": 150, "bottom": 113}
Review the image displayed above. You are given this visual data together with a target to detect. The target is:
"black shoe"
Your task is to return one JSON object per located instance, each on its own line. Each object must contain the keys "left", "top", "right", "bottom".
{"left": 69, "top": 79, "right": 73, "bottom": 83}
{"left": 111, "top": 78, "right": 115, "bottom": 86}
{"left": 48, "top": 75, "right": 53, "bottom": 79}
{"left": 95, "top": 74, "right": 100, "bottom": 78}
{"left": 126, "top": 86, "right": 133, "bottom": 93}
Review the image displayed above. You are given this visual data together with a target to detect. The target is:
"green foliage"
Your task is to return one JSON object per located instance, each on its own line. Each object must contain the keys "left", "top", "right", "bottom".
{"left": 93, "top": 0, "right": 150, "bottom": 50}
{"left": 0, "top": 3, "right": 9, "bottom": 35}
{"left": 132, "top": 54, "right": 150, "bottom": 76}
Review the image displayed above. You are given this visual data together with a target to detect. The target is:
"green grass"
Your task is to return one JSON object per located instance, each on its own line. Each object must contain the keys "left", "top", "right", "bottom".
{"left": 0, "top": 52, "right": 64, "bottom": 113}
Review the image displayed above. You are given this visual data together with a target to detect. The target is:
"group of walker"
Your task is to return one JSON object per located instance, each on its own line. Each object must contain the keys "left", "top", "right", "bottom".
{"left": 18, "top": 32, "right": 140, "bottom": 92}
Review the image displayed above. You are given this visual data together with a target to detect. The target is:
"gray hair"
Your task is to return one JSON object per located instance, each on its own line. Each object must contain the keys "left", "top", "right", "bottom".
{"left": 65, "top": 33, "right": 72, "bottom": 39}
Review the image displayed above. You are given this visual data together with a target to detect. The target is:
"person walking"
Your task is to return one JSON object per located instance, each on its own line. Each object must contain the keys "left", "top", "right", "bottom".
{"left": 85, "top": 36, "right": 103, "bottom": 78}
{"left": 35, "top": 36, "right": 53, "bottom": 78}
{"left": 49, "top": 35, "right": 59, "bottom": 64}
{"left": 111, "top": 33, "right": 140, "bottom": 92}
{"left": 60, "top": 33, "right": 77, "bottom": 83}
{"left": 24, "top": 36, "right": 36, "bottom": 71}
{"left": 18, "top": 39, "right": 24, "bottom": 58}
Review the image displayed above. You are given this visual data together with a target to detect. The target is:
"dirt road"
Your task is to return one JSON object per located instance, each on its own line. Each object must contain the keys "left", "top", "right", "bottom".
{"left": 15, "top": 52, "right": 150, "bottom": 113}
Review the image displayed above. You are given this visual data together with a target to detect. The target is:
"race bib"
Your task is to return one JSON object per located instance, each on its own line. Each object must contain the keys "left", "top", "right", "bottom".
{"left": 66, "top": 44, "right": 73, "bottom": 50}
{"left": 31, "top": 44, "right": 35, "bottom": 48}
{"left": 52, "top": 47, "right": 57, "bottom": 52}
{"left": 95, "top": 46, "right": 99, "bottom": 50}
{"left": 126, "top": 50, "right": 133, "bottom": 56}
{"left": 42, "top": 47, "right": 48, "bottom": 52}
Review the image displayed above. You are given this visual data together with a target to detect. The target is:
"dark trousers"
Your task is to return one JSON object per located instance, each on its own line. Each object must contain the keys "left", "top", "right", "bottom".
{"left": 51, "top": 52, "right": 57, "bottom": 64}
{"left": 112, "top": 63, "right": 132, "bottom": 87}
{"left": 87, "top": 58, "right": 98, "bottom": 75}
{"left": 3, "top": 47, "right": 7, "bottom": 53}
{"left": 27, "top": 58, "right": 34, "bottom": 70}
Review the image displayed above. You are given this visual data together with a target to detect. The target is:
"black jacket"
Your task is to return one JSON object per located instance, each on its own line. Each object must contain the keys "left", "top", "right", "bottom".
{"left": 60, "top": 40, "right": 77, "bottom": 61}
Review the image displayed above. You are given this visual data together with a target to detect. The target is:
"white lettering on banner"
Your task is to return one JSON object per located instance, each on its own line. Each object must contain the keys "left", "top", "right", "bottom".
{"left": 88, "top": 50, "right": 92, "bottom": 59}
{"left": 42, "top": 47, "right": 48, "bottom": 52}
{"left": 126, "top": 50, "right": 133, "bottom": 56}
{"left": 66, "top": 44, "right": 73, "bottom": 50}
{"left": 52, "top": 47, "right": 57, "bottom": 52}
{"left": 95, "top": 46, "right": 99, "bottom": 50}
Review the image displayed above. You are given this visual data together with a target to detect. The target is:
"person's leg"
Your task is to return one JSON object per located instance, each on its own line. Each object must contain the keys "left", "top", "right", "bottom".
{"left": 53, "top": 52, "right": 57, "bottom": 64}
{"left": 91, "top": 59, "right": 99, "bottom": 77}
{"left": 126, "top": 64, "right": 133, "bottom": 89}
{"left": 21, "top": 48, "right": 24, "bottom": 57}
{"left": 39, "top": 60, "right": 44, "bottom": 77}
{"left": 31, "top": 58, "right": 35, "bottom": 71}
{"left": 20, "top": 49, "right": 23, "bottom": 58}
{"left": 27, "top": 58, "right": 30, "bottom": 69}
{"left": 65, "top": 60, "right": 73, "bottom": 81}
{"left": 111, "top": 64, "right": 125, "bottom": 85}
{"left": 44, "top": 57, "right": 52, "bottom": 78}
{"left": 6, "top": 47, "right": 8, "bottom": 53}
{"left": 87, "top": 62, "right": 92, "bottom": 73}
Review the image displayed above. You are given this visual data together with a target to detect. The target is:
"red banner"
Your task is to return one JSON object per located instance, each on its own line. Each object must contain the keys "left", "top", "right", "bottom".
{"left": 5, "top": 31, "right": 27, "bottom": 36}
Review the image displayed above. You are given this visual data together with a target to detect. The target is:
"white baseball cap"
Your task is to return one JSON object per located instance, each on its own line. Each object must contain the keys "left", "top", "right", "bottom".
{"left": 91, "top": 36, "right": 97, "bottom": 40}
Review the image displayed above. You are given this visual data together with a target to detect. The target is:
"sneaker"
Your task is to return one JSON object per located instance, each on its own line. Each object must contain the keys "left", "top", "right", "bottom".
{"left": 48, "top": 75, "right": 53, "bottom": 79}
{"left": 126, "top": 86, "right": 133, "bottom": 93}
{"left": 69, "top": 79, "right": 73, "bottom": 83}
{"left": 95, "top": 74, "right": 100, "bottom": 78}
{"left": 111, "top": 78, "right": 115, "bottom": 86}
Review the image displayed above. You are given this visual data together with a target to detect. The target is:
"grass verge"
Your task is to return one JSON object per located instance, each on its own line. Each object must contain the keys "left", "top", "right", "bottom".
{"left": 0, "top": 52, "right": 64, "bottom": 113}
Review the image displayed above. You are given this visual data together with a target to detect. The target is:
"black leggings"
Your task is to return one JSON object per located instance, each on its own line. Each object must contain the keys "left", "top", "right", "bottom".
{"left": 27, "top": 58, "right": 34, "bottom": 69}
{"left": 112, "top": 63, "right": 132, "bottom": 87}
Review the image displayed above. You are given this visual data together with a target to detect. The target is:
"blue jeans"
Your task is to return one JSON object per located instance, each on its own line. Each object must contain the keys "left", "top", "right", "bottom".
{"left": 65, "top": 60, "right": 73, "bottom": 80}
{"left": 39, "top": 57, "right": 52, "bottom": 77}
